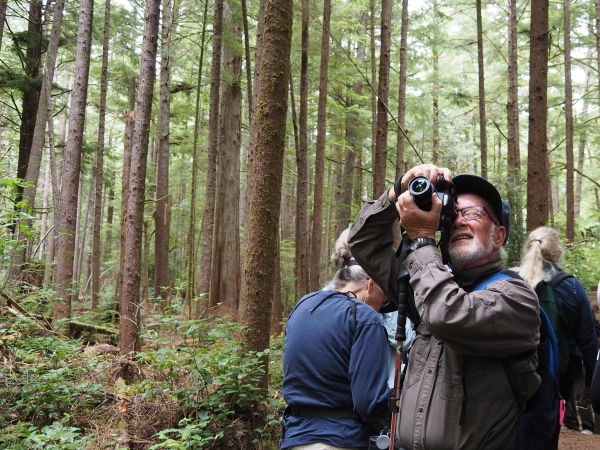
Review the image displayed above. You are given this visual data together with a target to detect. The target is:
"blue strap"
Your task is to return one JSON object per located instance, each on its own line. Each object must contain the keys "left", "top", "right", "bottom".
{"left": 474, "top": 271, "right": 513, "bottom": 291}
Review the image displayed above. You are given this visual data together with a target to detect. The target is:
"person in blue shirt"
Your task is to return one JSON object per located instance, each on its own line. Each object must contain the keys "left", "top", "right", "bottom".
{"left": 280, "top": 255, "right": 392, "bottom": 450}
{"left": 323, "top": 229, "right": 414, "bottom": 389}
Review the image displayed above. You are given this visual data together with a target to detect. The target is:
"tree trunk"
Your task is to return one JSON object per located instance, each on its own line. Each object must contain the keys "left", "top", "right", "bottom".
{"left": 190, "top": 0, "right": 209, "bottom": 318}
{"left": 23, "top": 0, "right": 66, "bottom": 212}
{"left": 396, "top": 0, "right": 408, "bottom": 176}
{"left": 373, "top": 0, "right": 391, "bottom": 198}
{"left": 526, "top": 0, "right": 549, "bottom": 230}
{"left": 155, "top": 0, "right": 174, "bottom": 303}
{"left": 120, "top": 0, "right": 160, "bottom": 356}
{"left": 564, "top": 0, "right": 574, "bottom": 242}
{"left": 505, "top": 0, "right": 523, "bottom": 266}
{"left": 53, "top": 0, "right": 94, "bottom": 329}
{"left": 210, "top": 0, "right": 242, "bottom": 311}
{"left": 575, "top": 60, "right": 591, "bottom": 218}
{"left": 0, "top": 0, "right": 7, "bottom": 51}
{"left": 432, "top": 0, "right": 440, "bottom": 163}
{"left": 308, "top": 0, "right": 331, "bottom": 292}
{"left": 92, "top": 0, "right": 111, "bottom": 310}
{"left": 16, "top": 0, "right": 42, "bottom": 203}
{"left": 476, "top": 0, "right": 488, "bottom": 178}
{"left": 239, "top": 0, "right": 293, "bottom": 390}
{"left": 369, "top": 0, "right": 376, "bottom": 199}
{"left": 294, "top": 0, "right": 309, "bottom": 299}
{"left": 197, "top": 0, "right": 224, "bottom": 304}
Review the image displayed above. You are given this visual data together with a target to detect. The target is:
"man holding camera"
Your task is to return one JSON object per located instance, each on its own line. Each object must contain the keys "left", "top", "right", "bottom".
{"left": 349, "top": 164, "right": 541, "bottom": 449}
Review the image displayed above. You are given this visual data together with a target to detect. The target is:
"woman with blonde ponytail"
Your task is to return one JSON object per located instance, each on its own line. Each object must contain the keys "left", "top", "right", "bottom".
{"left": 519, "top": 227, "right": 598, "bottom": 447}
{"left": 519, "top": 226, "right": 563, "bottom": 290}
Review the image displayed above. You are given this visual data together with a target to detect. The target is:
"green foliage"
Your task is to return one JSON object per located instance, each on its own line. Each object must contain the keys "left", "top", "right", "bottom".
{"left": 561, "top": 238, "right": 600, "bottom": 291}
{"left": 140, "top": 317, "right": 283, "bottom": 449}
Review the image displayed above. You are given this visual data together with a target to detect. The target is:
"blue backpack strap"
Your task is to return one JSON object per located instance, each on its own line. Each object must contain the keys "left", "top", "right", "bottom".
{"left": 474, "top": 270, "right": 514, "bottom": 291}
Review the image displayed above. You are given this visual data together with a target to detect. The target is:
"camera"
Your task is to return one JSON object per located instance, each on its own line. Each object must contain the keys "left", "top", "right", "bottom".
{"left": 408, "top": 175, "right": 456, "bottom": 230}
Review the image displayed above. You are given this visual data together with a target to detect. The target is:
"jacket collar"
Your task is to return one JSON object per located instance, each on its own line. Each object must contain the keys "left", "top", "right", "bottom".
{"left": 450, "top": 252, "right": 504, "bottom": 292}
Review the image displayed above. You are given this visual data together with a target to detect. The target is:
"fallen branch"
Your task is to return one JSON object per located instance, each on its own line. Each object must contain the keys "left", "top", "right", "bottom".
{"left": 0, "top": 291, "right": 53, "bottom": 330}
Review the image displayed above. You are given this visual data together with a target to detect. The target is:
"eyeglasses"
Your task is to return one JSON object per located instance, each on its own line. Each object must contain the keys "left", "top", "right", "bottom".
{"left": 455, "top": 205, "right": 499, "bottom": 226}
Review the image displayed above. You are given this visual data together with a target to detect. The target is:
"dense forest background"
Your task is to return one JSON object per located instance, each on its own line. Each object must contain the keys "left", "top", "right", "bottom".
{"left": 1, "top": 0, "right": 600, "bottom": 447}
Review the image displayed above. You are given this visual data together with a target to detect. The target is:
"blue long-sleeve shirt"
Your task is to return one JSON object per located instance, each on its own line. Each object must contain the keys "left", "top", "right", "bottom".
{"left": 280, "top": 290, "right": 391, "bottom": 449}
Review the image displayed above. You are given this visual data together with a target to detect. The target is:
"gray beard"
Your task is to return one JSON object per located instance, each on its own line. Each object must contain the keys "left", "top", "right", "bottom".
{"left": 449, "top": 233, "right": 495, "bottom": 268}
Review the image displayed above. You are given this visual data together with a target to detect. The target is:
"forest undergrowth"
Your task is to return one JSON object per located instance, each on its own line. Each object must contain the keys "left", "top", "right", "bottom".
{"left": 0, "top": 297, "right": 284, "bottom": 449}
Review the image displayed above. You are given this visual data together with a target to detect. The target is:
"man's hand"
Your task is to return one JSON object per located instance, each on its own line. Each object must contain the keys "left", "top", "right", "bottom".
{"left": 388, "top": 164, "right": 452, "bottom": 203}
{"left": 397, "top": 188, "right": 442, "bottom": 240}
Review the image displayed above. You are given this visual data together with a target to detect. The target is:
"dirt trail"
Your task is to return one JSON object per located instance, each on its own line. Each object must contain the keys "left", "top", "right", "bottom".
{"left": 558, "top": 427, "right": 600, "bottom": 450}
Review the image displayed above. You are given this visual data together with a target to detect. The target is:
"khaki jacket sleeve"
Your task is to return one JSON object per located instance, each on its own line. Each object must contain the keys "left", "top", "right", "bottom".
{"left": 405, "top": 246, "right": 540, "bottom": 357}
{"left": 348, "top": 191, "right": 400, "bottom": 301}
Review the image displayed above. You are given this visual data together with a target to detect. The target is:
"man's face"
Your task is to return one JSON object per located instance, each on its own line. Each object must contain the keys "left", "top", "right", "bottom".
{"left": 448, "top": 193, "right": 504, "bottom": 270}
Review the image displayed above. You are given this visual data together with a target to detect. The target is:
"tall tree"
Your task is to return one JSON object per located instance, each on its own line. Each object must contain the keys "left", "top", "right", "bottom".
{"left": 15, "top": 0, "right": 42, "bottom": 203}
{"left": 564, "top": 0, "right": 574, "bottom": 241}
{"left": 432, "top": 0, "right": 440, "bottom": 163}
{"left": 23, "top": 0, "right": 66, "bottom": 211}
{"left": 294, "top": 0, "right": 309, "bottom": 299}
{"left": 197, "top": 0, "right": 224, "bottom": 304}
{"left": 0, "top": 0, "right": 7, "bottom": 50}
{"left": 475, "top": 0, "right": 488, "bottom": 178}
{"left": 155, "top": 0, "right": 175, "bottom": 303}
{"left": 373, "top": 0, "right": 392, "bottom": 197}
{"left": 190, "top": 0, "right": 209, "bottom": 317}
{"left": 92, "top": 0, "right": 111, "bottom": 310}
{"left": 308, "top": 0, "right": 331, "bottom": 292}
{"left": 120, "top": 0, "right": 161, "bottom": 356}
{"left": 210, "top": 0, "right": 243, "bottom": 310}
{"left": 505, "top": 0, "right": 523, "bottom": 265}
{"left": 52, "top": 0, "right": 94, "bottom": 327}
{"left": 526, "top": 0, "right": 549, "bottom": 230}
{"left": 239, "top": 0, "right": 293, "bottom": 388}
{"left": 396, "top": 0, "right": 409, "bottom": 176}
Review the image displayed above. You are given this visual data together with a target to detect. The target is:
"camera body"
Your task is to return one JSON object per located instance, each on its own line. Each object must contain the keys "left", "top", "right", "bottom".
{"left": 407, "top": 175, "right": 456, "bottom": 231}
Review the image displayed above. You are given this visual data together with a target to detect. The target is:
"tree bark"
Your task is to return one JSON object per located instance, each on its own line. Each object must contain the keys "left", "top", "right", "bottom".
{"left": 210, "top": 0, "right": 242, "bottom": 311}
{"left": 308, "top": 0, "right": 331, "bottom": 292}
{"left": 564, "top": 0, "right": 574, "bottom": 241}
{"left": 476, "top": 0, "right": 488, "bottom": 178}
{"left": 92, "top": 0, "right": 111, "bottom": 310}
{"left": 120, "top": 0, "right": 160, "bottom": 356}
{"left": 197, "top": 0, "right": 224, "bottom": 304}
{"left": 0, "top": 0, "right": 7, "bottom": 51}
{"left": 239, "top": 0, "right": 293, "bottom": 389}
{"left": 294, "top": 0, "right": 309, "bottom": 299}
{"left": 155, "top": 0, "right": 174, "bottom": 304}
{"left": 16, "top": 0, "right": 42, "bottom": 203}
{"left": 373, "top": 0, "right": 391, "bottom": 198}
{"left": 396, "top": 0, "right": 409, "bottom": 177}
{"left": 190, "top": 0, "right": 209, "bottom": 318}
{"left": 23, "top": 0, "right": 66, "bottom": 212}
{"left": 53, "top": 0, "right": 94, "bottom": 328}
{"left": 526, "top": 0, "right": 549, "bottom": 230}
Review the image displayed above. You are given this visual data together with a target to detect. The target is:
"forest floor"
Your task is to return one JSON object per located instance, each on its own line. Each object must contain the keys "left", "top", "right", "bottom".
{"left": 558, "top": 427, "right": 600, "bottom": 449}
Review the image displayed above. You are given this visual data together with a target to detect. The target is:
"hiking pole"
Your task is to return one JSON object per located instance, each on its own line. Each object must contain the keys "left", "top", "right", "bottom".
{"left": 389, "top": 233, "right": 413, "bottom": 450}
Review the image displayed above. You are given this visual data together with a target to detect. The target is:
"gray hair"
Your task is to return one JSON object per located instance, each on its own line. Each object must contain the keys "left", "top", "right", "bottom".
{"left": 331, "top": 228, "right": 352, "bottom": 269}
{"left": 331, "top": 263, "right": 370, "bottom": 290}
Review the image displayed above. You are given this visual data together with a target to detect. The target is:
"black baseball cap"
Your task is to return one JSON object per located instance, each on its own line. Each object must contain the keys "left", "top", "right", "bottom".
{"left": 452, "top": 174, "right": 510, "bottom": 246}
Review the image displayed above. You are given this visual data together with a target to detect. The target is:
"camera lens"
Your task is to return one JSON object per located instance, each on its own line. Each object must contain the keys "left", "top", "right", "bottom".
{"left": 410, "top": 178, "right": 429, "bottom": 193}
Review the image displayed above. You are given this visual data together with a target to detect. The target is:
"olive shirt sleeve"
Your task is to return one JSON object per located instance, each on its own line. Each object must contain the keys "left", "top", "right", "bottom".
{"left": 348, "top": 191, "right": 400, "bottom": 301}
{"left": 404, "top": 246, "right": 540, "bottom": 358}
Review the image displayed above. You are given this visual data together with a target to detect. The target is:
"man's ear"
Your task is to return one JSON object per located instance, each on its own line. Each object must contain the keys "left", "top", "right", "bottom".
{"left": 494, "top": 226, "right": 506, "bottom": 248}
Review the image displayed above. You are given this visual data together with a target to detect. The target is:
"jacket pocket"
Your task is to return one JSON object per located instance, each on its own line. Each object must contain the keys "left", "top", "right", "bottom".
{"left": 406, "top": 334, "right": 431, "bottom": 388}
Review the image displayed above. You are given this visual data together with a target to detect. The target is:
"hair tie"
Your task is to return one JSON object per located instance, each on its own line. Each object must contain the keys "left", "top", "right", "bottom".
{"left": 534, "top": 239, "right": 542, "bottom": 244}
{"left": 342, "top": 258, "right": 360, "bottom": 268}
